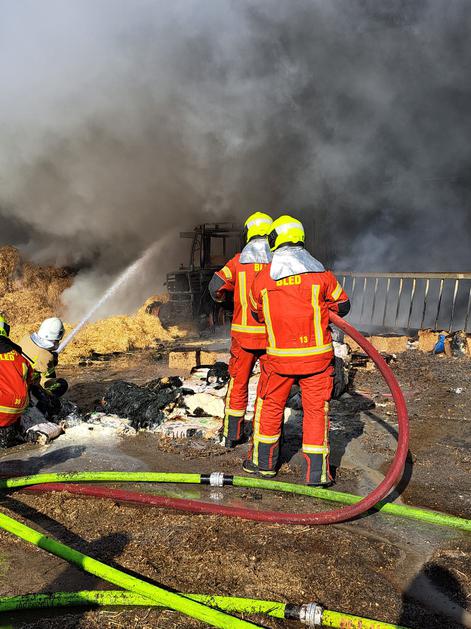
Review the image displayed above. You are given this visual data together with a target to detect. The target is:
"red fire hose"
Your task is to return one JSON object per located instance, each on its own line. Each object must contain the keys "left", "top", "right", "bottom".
{"left": 21, "top": 313, "right": 409, "bottom": 525}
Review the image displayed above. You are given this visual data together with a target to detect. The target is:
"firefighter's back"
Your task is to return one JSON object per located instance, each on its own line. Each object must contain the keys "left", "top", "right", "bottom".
{"left": 259, "top": 269, "right": 342, "bottom": 374}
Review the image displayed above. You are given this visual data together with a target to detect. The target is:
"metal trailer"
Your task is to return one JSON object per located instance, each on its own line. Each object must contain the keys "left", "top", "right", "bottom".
{"left": 335, "top": 272, "right": 471, "bottom": 334}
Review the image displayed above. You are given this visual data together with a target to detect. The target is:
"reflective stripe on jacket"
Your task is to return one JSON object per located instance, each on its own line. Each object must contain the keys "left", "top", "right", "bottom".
{"left": 214, "top": 253, "right": 268, "bottom": 349}
{"left": 250, "top": 268, "right": 349, "bottom": 374}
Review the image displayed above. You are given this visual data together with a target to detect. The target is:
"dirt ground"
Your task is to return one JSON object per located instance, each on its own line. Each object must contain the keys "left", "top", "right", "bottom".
{"left": 0, "top": 346, "right": 469, "bottom": 629}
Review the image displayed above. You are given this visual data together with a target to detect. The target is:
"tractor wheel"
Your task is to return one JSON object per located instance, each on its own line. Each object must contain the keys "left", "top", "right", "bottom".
{"left": 156, "top": 302, "right": 175, "bottom": 329}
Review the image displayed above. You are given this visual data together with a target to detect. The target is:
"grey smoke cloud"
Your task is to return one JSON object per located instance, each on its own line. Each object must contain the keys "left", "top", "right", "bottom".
{"left": 0, "top": 0, "right": 470, "bottom": 317}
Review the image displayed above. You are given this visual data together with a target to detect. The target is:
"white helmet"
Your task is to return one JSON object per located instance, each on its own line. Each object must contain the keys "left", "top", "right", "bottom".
{"left": 37, "top": 317, "right": 65, "bottom": 343}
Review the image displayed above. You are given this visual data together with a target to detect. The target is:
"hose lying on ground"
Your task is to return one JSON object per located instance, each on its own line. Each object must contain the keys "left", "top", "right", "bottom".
{"left": 0, "top": 510, "right": 257, "bottom": 629}
{"left": 6, "top": 472, "right": 469, "bottom": 531}
{"left": 0, "top": 590, "right": 409, "bottom": 628}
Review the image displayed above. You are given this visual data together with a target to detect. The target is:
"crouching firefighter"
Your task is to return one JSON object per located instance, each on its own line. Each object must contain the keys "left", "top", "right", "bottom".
{"left": 19, "top": 318, "right": 67, "bottom": 442}
{"left": 20, "top": 317, "right": 68, "bottom": 400}
{"left": 0, "top": 315, "right": 33, "bottom": 434}
{"left": 209, "top": 212, "right": 273, "bottom": 448}
{"left": 244, "top": 215, "right": 350, "bottom": 485}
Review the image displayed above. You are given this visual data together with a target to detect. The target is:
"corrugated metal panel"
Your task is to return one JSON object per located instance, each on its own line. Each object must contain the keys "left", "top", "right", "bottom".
{"left": 335, "top": 272, "right": 471, "bottom": 333}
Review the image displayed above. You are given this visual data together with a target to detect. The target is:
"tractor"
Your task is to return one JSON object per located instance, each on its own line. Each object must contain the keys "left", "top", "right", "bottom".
{"left": 151, "top": 223, "right": 242, "bottom": 329}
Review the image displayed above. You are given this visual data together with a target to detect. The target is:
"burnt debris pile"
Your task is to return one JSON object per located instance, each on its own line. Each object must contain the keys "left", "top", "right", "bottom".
{"left": 101, "top": 376, "right": 184, "bottom": 429}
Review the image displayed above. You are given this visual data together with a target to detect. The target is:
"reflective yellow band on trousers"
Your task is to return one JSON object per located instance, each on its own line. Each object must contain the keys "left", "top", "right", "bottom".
{"left": 252, "top": 398, "right": 264, "bottom": 465}
{"left": 322, "top": 401, "right": 329, "bottom": 483}
{"left": 225, "top": 408, "right": 245, "bottom": 418}
{"left": 302, "top": 444, "right": 330, "bottom": 454}
{"left": 256, "top": 434, "right": 280, "bottom": 444}
{"left": 223, "top": 379, "right": 235, "bottom": 436}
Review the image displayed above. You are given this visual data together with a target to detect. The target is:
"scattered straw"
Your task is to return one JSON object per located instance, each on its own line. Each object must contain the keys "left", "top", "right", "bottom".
{"left": 10, "top": 298, "right": 182, "bottom": 366}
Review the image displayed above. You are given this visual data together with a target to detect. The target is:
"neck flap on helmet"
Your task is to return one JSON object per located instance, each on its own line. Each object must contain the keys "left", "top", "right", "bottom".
{"left": 239, "top": 238, "right": 272, "bottom": 264}
{"left": 269, "top": 246, "right": 325, "bottom": 281}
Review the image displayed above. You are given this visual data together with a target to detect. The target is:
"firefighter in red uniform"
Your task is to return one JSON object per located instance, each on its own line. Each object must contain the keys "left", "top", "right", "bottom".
{"left": 244, "top": 216, "right": 350, "bottom": 485}
{"left": 0, "top": 315, "right": 33, "bottom": 430}
{"left": 209, "top": 212, "right": 273, "bottom": 447}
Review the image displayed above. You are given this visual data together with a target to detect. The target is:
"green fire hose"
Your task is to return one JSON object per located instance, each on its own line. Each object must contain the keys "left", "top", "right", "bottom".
{"left": 233, "top": 476, "right": 471, "bottom": 532}
{"left": 0, "top": 510, "right": 257, "bottom": 628}
{"left": 1, "top": 471, "right": 469, "bottom": 531}
{"left": 2, "top": 467, "right": 467, "bottom": 629}
{"left": 0, "top": 592, "right": 286, "bottom": 619}
{"left": 0, "top": 472, "right": 463, "bottom": 627}
{"left": 0, "top": 472, "right": 418, "bottom": 627}
{"left": 0, "top": 590, "right": 408, "bottom": 628}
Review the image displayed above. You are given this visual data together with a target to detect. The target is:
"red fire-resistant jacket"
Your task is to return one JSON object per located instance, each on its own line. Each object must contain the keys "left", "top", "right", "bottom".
{"left": 249, "top": 268, "right": 349, "bottom": 374}
{"left": 0, "top": 344, "right": 32, "bottom": 427}
{"left": 214, "top": 254, "right": 268, "bottom": 349}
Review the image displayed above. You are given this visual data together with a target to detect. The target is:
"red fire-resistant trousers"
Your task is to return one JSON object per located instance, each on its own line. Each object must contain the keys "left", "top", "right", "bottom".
{"left": 250, "top": 359, "right": 334, "bottom": 484}
{"left": 223, "top": 337, "right": 264, "bottom": 443}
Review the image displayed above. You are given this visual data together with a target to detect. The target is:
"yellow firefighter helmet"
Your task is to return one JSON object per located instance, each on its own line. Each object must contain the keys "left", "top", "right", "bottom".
{"left": 244, "top": 212, "right": 273, "bottom": 243}
{"left": 268, "top": 215, "right": 305, "bottom": 251}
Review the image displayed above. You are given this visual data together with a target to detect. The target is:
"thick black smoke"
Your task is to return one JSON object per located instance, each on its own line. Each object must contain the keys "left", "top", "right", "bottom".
{"left": 0, "top": 0, "right": 470, "bottom": 317}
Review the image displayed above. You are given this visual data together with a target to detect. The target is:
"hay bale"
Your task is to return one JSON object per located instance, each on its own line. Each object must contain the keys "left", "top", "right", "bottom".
{"left": 418, "top": 330, "right": 440, "bottom": 353}
{"left": 11, "top": 311, "right": 182, "bottom": 366}
{"left": 0, "top": 250, "right": 73, "bottom": 327}
{"left": 345, "top": 335, "right": 362, "bottom": 353}
{"left": 345, "top": 334, "right": 409, "bottom": 354}
{"left": 200, "top": 350, "right": 231, "bottom": 364}
{"left": 169, "top": 350, "right": 200, "bottom": 370}
{"left": 370, "top": 336, "right": 409, "bottom": 354}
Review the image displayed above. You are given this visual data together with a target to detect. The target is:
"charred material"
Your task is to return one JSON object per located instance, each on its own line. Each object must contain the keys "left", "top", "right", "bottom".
{"left": 101, "top": 376, "right": 183, "bottom": 429}
{"left": 0, "top": 424, "right": 21, "bottom": 449}
{"left": 0, "top": 395, "right": 76, "bottom": 449}
{"left": 205, "top": 362, "right": 230, "bottom": 387}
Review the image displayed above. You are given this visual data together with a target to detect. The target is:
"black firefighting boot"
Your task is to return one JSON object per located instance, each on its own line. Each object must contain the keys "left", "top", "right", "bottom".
{"left": 242, "top": 459, "right": 277, "bottom": 478}
{"left": 242, "top": 440, "right": 278, "bottom": 477}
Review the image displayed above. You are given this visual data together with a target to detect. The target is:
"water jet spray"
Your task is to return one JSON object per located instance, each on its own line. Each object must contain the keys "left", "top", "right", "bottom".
{"left": 57, "top": 243, "right": 158, "bottom": 353}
